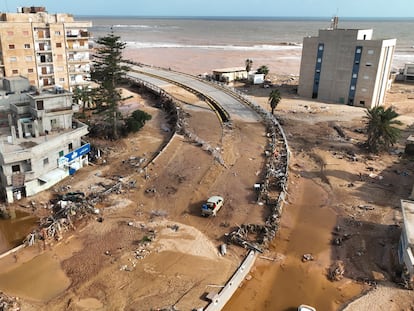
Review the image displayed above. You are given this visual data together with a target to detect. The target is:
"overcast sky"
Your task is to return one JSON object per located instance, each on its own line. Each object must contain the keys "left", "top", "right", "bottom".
{"left": 0, "top": 0, "right": 412, "bottom": 18}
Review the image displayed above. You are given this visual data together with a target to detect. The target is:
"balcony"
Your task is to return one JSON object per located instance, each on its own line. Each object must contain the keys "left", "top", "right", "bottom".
{"left": 66, "top": 31, "right": 90, "bottom": 40}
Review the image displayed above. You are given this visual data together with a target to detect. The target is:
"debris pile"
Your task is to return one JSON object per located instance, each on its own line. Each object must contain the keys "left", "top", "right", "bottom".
{"left": 24, "top": 192, "right": 95, "bottom": 246}
{"left": 328, "top": 260, "right": 345, "bottom": 281}
{"left": 0, "top": 291, "right": 20, "bottom": 311}
{"left": 24, "top": 177, "right": 137, "bottom": 248}
{"left": 218, "top": 86, "right": 290, "bottom": 251}
{"left": 123, "top": 156, "right": 146, "bottom": 171}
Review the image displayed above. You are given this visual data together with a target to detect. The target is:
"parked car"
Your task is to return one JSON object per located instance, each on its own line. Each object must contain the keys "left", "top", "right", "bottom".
{"left": 201, "top": 196, "right": 224, "bottom": 217}
{"left": 298, "top": 305, "right": 316, "bottom": 311}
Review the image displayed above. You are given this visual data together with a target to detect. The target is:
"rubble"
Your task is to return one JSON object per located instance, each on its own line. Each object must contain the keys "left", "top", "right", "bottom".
{"left": 222, "top": 88, "right": 290, "bottom": 252}
{"left": 23, "top": 176, "right": 139, "bottom": 248}
{"left": 302, "top": 253, "right": 314, "bottom": 262}
{"left": 0, "top": 291, "right": 20, "bottom": 311}
{"left": 328, "top": 261, "right": 345, "bottom": 281}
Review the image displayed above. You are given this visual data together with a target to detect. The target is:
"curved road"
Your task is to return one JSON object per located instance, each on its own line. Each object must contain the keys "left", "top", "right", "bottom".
{"left": 126, "top": 65, "right": 261, "bottom": 123}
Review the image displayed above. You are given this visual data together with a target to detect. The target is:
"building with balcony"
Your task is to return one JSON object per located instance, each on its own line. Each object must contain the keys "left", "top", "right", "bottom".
{"left": 298, "top": 18, "right": 396, "bottom": 108}
{"left": 0, "top": 6, "right": 92, "bottom": 92}
{"left": 0, "top": 76, "right": 89, "bottom": 203}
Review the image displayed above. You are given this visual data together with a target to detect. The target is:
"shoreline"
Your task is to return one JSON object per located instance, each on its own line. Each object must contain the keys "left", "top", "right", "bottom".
{"left": 123, "top": 45, "right": 412, "bottom": 78}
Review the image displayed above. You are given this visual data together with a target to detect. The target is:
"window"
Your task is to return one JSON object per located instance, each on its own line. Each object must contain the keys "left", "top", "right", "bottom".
{"left": 24, "top": 44, "right": 30, "bottom": 49}
{"left": 55, "top": 31, "right": 61, "bottom": 35}
{"left": 366, "top": 63, "right": 372, "bottom": 67}
{"left": 23, "top": 30, "right": 29, "bottom": 36}
{"left": 363, "top": 75, "right": 369, "bottom": 80}
{"left": 56, "top": 66, "right": 64, "bottom": 72}
{"left": 36, "top": 100, "right": 44, "bottom": 110}
{"left": 7, "top": 31, "right": 14, "bottom": 36}
{"left": 368, "top": 50, "right": 374, "bottom": 55}
{"left": 356, "top": 48, "right": 362, "bottom": 54}
{"left": 350, "top": 85, "right": 355, "bottom": 91}
{"left": 352, "top": 73, "right": 358, "bottom": 78}
{"left": 59, "top": 78, "right": 65, "bottom": 82}
{"left": 28, "top": 68, "right": 34, "bottom": 73}
{"left": 56, "top": 42, "right": 62, "bottom": 48}
{"left": 359, "top": 101, "right": 365, "bottom": 106}
{"left": 12, "top": 69, "right": 18, "bottom": 74}
{"left": 25, "top": 56, "right": 33, "bottom": 61}
{"left": 68, "top": 143, "right": 73, "bottom": 152}
{"left": 57, "top": 54, "right": 63, "bottom": 61}
{"left": 10, "top": 57, "right": 17, "bottom": 62}
{"left": 12, "top": 165, "right": 20, "bottom": 173}
{"left": 8, "top": 44, "right": 15, "bottom": 49}
{"left": 317, "top": 58, "right": 322, "bottom": 63}
{"left": 43, "top": 158, "right": 49, "bottom": 166}
{"left": 59, "top": 150, "right": 64, "bottom": 157}
{"left": 319, "top": 45, "right": 324, "bottom": 51}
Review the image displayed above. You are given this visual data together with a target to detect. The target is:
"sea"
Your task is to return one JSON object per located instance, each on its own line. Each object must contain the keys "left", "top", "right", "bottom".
{"left": 83, "top": 16, "right": 414, "bottom": 69}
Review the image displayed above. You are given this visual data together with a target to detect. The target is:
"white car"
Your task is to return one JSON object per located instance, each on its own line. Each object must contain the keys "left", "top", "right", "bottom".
{"left": 201, "top": 195, "right": 224, "bottom": 216}
{"left": 298, "top": 305, "right": 316, "bottom": 311}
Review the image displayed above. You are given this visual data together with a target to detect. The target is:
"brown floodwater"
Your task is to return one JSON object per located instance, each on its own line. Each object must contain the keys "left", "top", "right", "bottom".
{"left": 0, "top": 251, "right": 70, "bottom": 301}
{"left": 0, "top": 209, "right": 38, "bottom": 254}
{"left": 224, "top": 179, "right": 363, "bottom": 311}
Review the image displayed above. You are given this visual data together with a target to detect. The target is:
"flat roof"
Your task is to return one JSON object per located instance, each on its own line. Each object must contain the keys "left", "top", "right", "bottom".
{"left": 401, "top": 200, "right": 414, "bottom": 246}
{"left": 212, "top": 67, "right": 246, "bottom": 73}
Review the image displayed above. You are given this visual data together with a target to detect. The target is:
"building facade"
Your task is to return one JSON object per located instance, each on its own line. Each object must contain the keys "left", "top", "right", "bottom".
{"left": 0, "top": 76, "right": 89, "bottom": 203}
{"left": 212, "top": 67, "right": 248, "bottom": 83}
{"left": 0, "top": 6, "right": 92, "bottom": 92}
{"left": 399, "top": 199, "right": 414, "bottom": 288}
{"left": 298, "top": 25, "right": 396, "bottom": 108}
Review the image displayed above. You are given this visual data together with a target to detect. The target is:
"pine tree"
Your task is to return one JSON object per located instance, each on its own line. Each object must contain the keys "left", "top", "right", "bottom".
{"left": 91, "top": 31, "right": 130, "bottom": 139}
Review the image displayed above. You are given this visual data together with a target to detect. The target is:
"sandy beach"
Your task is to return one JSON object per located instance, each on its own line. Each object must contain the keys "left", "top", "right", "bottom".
{"left": 123, "top": 46, "right": 303, "bottom": 77}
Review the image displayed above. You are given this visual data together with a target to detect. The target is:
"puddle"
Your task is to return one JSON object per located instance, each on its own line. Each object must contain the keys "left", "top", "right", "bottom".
{"left": 0, "top": 209, "right": 38, "bottom": 254}
{"left": 224, "top": 179, "right": 363, "bottom": 311}
{"left": 0, "top": 251, "right": 70, "bottom": 301}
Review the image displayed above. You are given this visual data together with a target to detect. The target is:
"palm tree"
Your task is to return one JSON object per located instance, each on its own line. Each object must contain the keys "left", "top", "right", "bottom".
{"left": 257, "top": 65, "right": 269, "bottom": 78}
{"left": 365, "top": 106, "right": 402, "bottom": 153}
{"left": 245, "top": 59, "right": 253, "bottom": 72}
{"left": 268, "top": 89, "right": 281, "bottom": 115}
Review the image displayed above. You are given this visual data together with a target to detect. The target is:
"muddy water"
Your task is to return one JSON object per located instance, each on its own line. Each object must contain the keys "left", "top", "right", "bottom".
{"left": 0, "top": 209, "right": 38, "bottom": 254}
{"left": 0, "top": 251, "right": 70, "bottom": 301}
{"left": 224, "top": 178, "right": 363, "bottom": 311}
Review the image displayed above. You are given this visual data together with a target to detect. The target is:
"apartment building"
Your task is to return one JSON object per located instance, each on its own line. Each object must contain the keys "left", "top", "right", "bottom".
{"left": 0, "top": 76, "right": 89, "bottom": 203}
{"left": 0, "top": 6, "right": 92, "bottom": 92}
{"left": 298, "top": 20, "right": 396, "bottom": 108}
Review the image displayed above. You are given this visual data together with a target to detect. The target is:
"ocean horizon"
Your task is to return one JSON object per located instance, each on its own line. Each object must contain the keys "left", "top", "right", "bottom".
{"left": 84, "top": 15, "right": 414, "bottom": 71}
{"left": 77, "top": 15, "right": 414, "bottom": 21}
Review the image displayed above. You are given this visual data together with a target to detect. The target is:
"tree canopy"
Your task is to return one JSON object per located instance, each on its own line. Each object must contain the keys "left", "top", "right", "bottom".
{"left": 245, "top": 59, "right": 253, "bottom": 72}
{"left": 365, "top": 106, "right": 402, "bottom": 153}
{"left": 268, "top": 89, "right": 281, "bottom": 115}
{"left": 91, "top": 31, "right": 130, "bottom": 139}
{"left": 256, "top": 65, "right": 269, "bottom": 77}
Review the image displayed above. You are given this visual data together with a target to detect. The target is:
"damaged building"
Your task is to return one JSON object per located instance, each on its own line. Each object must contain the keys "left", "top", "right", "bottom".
{"left": 0, "top": 76, "right": 89, "bottom": 203}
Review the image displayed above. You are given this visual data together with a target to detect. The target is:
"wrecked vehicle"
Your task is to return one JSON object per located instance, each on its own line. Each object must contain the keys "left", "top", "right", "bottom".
{"left": 201, "top": 195, "right": 224, "bottom": 217}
